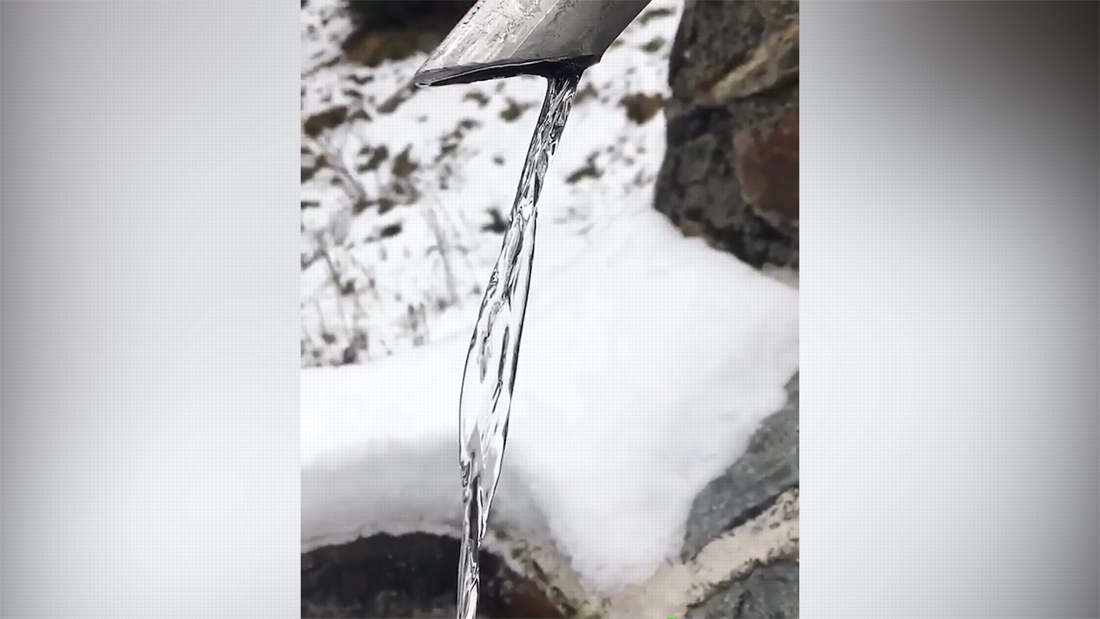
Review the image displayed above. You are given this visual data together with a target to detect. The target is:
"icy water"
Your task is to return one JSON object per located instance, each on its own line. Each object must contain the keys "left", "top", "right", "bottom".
{"left": 456, "top": 69, "right": 582, "bottom": 619}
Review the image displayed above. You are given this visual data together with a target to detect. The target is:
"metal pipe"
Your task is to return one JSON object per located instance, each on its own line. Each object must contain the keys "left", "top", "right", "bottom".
{"left": 414, "top": 0, "right": 653, "bottom": 87}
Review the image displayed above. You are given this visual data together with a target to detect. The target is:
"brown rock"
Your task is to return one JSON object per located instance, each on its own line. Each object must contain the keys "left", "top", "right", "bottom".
{"left": 464, "top": 90, "right": 491, "bottom": 108}
{"left": 499, "top": 98, "right": 535, "bottom": 122}
{"left": 392, "top": 146, "right": 420, "bottom": 178}
{"left": 733, "top": 106, "right": 798, "bottom": 235}
{"left": 303, "top": 105, "right": 349, "bottom": 137}
{"left": 619, "top": 93, "right": 666, "bottom": 125}
{"left": 377, "top": 81, "right": 416, "bottom": 115}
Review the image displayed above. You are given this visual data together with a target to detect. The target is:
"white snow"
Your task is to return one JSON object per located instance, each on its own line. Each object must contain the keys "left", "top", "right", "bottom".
{"left": 300, "top": 0, "right": 800, "bottom": 597}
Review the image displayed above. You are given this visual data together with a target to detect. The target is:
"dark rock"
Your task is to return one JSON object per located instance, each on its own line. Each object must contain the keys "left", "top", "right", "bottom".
{"left": 482, "top": 208, "right": 509, "bottom": 233}
{"left": 565, "top": 154, "right": 603, "bottom": 185}
{"left": 637, "top": 6, "right": 676, "bottom": 26}
{"left": 655, "top": 0, "right": 799, "bottom": 270}
{"left": 392, "top": 147, "right": 420, "bottom": 178}
{"left": 376, "top": 197, "right": 397, "bottom": 215}
{"left": 685, "top": 560, "right": 799, "bottom": 619}
{"left": 377, "top": 83, "right": 417, "bottom": 115}
{"left": 574, "top": 83, "right": 599, "bottom": 105}
{"left": 682, "top": 375, "right": 799, "bottom": 560}
{"left": 303, "top": 105, "right": 350, "bottom": 137}
{"left": 619, "top": 93, "right": 666, "bottom": 125}
{"left": 341, "top": 1, "right": 476, "bottom": 67}
{"left": 681, "top": 375, "right": 798, "bottom": 618}
{"left": 343, "top": 30, "right": 431, "bottom": 68}
{"left": 344, "top": 1, "right": 474, "bottom": 33}
{"left": 302, "top": 146, "right": 324, "bottom": 183}
{"left": 357, "top": 144, "right": 390, "bottom": 174}
{"left": 379, "top": 222, "right": 403, "bottom": 239}
{"left": 641, "top": 37, "right": 667, "bottom": 53}
{"left": 677, "top": 376, "right": 800, "bottom": 558}
{"left": 464, "top": 90, "right": 491, "bottom": 108}
{"left": 302, "top": 533, "right": 564, "bottom": 619}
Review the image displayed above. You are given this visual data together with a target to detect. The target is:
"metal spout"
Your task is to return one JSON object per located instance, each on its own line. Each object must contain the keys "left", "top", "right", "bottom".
{"left": 414, "top": 0, "right": 653, "bottom": 87}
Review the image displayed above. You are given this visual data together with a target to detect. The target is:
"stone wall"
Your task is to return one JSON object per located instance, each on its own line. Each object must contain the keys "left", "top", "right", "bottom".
{"left": 654, "top": 0, "right": 799, "bottom": 270}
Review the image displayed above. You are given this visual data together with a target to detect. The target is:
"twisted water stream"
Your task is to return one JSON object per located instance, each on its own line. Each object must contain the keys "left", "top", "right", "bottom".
{"left": 456, "top": 68, "right": 582, "bottom": 619}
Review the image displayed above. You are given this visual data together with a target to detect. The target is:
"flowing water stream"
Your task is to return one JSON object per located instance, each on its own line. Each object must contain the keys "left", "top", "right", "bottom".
{"left": 456, "top": 68, "right": 582, "bottom": 619}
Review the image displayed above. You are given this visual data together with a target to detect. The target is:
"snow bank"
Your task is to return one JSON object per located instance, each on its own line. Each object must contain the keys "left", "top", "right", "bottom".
{"left": 302, "top": 207, "right": 799, "bottom": 593}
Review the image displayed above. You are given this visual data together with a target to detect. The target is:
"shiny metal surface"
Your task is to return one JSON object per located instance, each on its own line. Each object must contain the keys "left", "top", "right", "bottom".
{"left": 414, "top": 0, "right": 653, "bottom": 87}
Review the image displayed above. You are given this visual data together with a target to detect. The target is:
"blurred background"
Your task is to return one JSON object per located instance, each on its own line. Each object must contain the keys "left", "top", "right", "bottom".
{"left": 301, "top": 0, "right": 799, "bottom": 617}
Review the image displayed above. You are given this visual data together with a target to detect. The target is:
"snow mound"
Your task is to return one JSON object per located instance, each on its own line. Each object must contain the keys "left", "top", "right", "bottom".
{"left": 301, "top": 207, "right": 800, "bottom": 593}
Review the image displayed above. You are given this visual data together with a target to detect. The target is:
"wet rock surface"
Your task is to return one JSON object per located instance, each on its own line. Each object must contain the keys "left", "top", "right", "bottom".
{"left": 302, "top": 533, "right": 564, "bottom": 619}
{"left": 655, "top": 0, "right": 799, "bottom": 269}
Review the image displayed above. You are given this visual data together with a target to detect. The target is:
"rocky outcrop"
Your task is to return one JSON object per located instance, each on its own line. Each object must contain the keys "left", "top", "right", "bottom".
{"left": 681, "top": 375, "right": 799, "bottom": 618}
{"left": 683, "top": 376, "right": 799, "bottom": 560}
{"left": 654, "top": 0, "right": 799, "bottom": 270}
